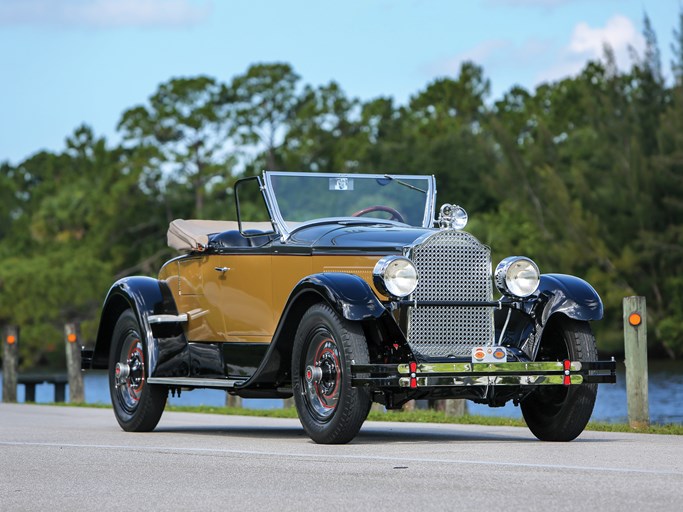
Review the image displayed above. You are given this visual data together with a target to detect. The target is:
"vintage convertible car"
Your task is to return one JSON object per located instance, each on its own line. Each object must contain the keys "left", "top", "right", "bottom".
{"left": 82, "top": 172, "right": 615, "bottom": 444}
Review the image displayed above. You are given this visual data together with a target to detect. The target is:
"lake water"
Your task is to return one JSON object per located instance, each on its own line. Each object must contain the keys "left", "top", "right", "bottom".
{"left": 2, "top": 360, "right": 682, "bottom": 423}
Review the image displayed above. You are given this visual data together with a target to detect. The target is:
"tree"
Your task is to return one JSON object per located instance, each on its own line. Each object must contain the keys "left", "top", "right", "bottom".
{"left": 118, "top": 76, "right": 233, "bottom": 218}
{"left": 281, "top": 81, "right": 359, "bottom": 172}
{"left": 401, "top": 61, "right": 496, "bottom": 211}
{"left": 672, "top": 7, "right": 683, "bottom": 85}
{"left": 0, "top": 126, "right": 174, "bottom": 369}
{"left": 230, "top": 63, "right": 301, "bottom": 170}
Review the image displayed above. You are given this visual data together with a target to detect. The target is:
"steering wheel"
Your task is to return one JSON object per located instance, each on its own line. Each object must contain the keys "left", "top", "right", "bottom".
{"left": 351, "top": 205, "right": 405, "bottom": 223}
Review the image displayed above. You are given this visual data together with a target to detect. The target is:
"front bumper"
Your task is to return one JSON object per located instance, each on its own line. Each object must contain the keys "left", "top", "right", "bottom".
{"left": 351, "top": 359, "right": 617, "bottom": 389}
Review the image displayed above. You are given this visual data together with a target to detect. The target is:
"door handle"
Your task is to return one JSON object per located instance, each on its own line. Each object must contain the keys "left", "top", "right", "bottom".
{"left": 214, "top": 267, "right": 231, "bottom": 273}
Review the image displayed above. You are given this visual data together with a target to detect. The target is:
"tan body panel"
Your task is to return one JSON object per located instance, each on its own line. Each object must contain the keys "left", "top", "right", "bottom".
{"left": 159, "top": 253, "right": 384, "bottom": 343}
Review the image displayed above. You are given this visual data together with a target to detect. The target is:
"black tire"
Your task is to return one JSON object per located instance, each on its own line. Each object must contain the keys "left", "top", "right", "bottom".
{"left": 109, "top": 310, "right": 167, "bottom": 432}
{"left": 292, "top": 303, "right": 371, "bottom": 444}
{"left": 521, "top": 316, "right": 598, "bottom": 441}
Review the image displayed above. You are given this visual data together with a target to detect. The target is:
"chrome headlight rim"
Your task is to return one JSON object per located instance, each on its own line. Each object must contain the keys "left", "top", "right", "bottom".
{"left": 438, "top": 203, "right": 468, "bottom": 230}
{"left": 495, "top": 256, "right": 540, "bottom": 298}
{"left": 373, "top": 255, "right": 418, "bottom": 299}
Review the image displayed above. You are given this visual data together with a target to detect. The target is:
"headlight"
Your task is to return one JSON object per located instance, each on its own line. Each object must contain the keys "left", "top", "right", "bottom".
{"left": 495, "top": 256, "right": 540, "bottom": 298}
{"left": 438, "top": 203, "right": 468, "bottom": 230}
{"left": 373, "top": 256, "right": 418, "bottom": 298}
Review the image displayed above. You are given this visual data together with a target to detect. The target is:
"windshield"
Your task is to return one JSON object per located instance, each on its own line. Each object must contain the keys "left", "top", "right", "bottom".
{"left": 263, "top": 172, "right": 435, "bottom": 235}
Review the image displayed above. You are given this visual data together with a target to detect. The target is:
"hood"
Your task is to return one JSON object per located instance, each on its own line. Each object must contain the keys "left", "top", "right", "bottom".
{"left": 288, "top": 222, "right": 433, "bottom": 253}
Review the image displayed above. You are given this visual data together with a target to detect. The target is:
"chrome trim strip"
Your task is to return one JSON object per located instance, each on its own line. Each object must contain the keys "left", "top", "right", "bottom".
{"left": 398, "top": 374, "right": 584, "bottom": 387}
{"left": 147, "top": 314, "right": 188, "bottom": 324}
{"left": 396, "top": 361, "right": 582, "bottom": 374}
{"left": 398, "top": 300, "right": 502, "bottom": 308}
{"left": 147, "top": 377, "right": 246, "bottom": 388}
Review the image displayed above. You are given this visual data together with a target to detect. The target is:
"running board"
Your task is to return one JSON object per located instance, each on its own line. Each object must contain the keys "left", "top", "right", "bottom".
{"left": 147, "top": 377, "right": 247, "bottom": 388}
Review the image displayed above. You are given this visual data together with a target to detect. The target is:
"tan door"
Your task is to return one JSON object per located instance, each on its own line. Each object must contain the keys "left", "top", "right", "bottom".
{"left": 204, "top": 254, "right": 275, "bottom": 343}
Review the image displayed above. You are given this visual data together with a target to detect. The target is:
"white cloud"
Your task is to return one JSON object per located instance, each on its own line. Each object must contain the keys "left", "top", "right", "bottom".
{"left": 0, "top": 0, "right": 212, "bottom": 29}
{"left": 430, "top": 39, "right": 507, "bottom": 75}
{"left": 424, "top": 14, "right": 645, "bottom": 97}
{"left": 537, "top": 14, "right": 645, "bottom": 82}
{"left": 426, "top": 37, "right": 551, "bottom": 78}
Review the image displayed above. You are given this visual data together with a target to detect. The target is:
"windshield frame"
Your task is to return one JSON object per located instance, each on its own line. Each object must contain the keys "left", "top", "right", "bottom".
{"left": 262, "top": 171, "right": 437, "bottom": 239}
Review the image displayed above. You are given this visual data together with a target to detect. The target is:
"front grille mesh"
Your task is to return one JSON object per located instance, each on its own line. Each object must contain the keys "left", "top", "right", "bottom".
{"left": 407, "top": 230, "right": 494, "bottom": 358}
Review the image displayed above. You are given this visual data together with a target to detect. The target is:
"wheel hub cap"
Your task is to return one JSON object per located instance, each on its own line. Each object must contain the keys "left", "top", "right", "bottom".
{"left": 303, "top": 334, "right": 342, "bottom": 421}
{"left": 305, "top": 365, "right": 323, "bottom": 384}
{"left": 115, "top": 362, "right": 130, "bottom": 386}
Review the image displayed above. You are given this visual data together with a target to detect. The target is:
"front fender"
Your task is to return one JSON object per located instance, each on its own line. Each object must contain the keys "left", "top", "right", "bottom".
{"left": 235, "top": 272, "right": 389, "bottom": 390}
{"left": 293, "top": 272, "right": 386, "bottom": 321}
{"left": 537, "top": 273, "right": 604, "bottom": 325}
{"left": 91, "top": 276, "right": 181, "bottom": 372}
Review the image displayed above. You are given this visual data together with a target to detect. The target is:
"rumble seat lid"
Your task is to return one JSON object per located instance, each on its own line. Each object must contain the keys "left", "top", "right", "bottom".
{"left": 167, "top": 219, "right": 273, "bottom": 252}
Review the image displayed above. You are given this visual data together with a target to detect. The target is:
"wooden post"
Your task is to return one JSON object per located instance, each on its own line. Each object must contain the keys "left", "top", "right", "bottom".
{"left": 226, "top": 394, "right": 242, "bottom": 408}
{"left": 443, "top": 399, "right": 467, "bottom": 416}
{"left": 623, "top": 296, "right": 649, "bottom": 428}
{"left": 402, "top": 400, "right": 416, "bottom": 412}
{"left": 2, "top": 325, "right": 19, "bottom": 403}
{"left": 431, "top": 399, "right": 467, "bottom": 416}
{"left": 65, "top": 322, "right": 84, "bottom": 404}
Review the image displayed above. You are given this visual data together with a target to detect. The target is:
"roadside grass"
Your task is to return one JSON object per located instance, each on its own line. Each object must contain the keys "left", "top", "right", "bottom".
{"left": 54, "top": 402, "right": 683, "bottom": 435}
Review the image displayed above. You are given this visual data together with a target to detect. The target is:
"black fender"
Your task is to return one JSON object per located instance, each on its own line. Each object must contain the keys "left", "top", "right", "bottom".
{"left": 236, "top": 272, "right": 395, "bottom": 391}
{"left": 537, "top": 273, "right": 603, "bottom": 324}
{"left": 90, "top": 277, "right": 188, "bottom": 377}
{"left": 293, "top": 273, "right": 387, "bottom": 321}
{"left": 517, "top": 273, "right": 603, "bottom": 359}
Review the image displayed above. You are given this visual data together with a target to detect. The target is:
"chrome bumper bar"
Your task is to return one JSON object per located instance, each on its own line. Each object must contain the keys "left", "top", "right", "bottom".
{"left": 351, "top": 359, "right": 617, "bottom": 389}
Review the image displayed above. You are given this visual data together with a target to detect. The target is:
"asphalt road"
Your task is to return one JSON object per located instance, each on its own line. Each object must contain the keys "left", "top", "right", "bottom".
{"left": 1, "top": 403, "right": 682, "bottom": 512}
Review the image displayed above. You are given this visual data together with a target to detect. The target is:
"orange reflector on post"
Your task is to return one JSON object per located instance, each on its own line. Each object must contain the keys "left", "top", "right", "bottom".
{"left": 629, "top": 313, "right": 642, "bottom": 327}
{"left": 67, "top": 333, "right": 77, "bottom": 343}
{"left": 6, "top": 335, "right": 16, "bottom": 345}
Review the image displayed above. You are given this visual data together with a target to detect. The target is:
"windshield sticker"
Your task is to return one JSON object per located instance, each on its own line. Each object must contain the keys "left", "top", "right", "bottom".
{"left": 329, "top": 177, "right": 354, "bottom": 191}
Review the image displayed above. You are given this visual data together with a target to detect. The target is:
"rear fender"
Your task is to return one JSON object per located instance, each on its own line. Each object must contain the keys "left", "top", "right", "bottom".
{"left": 91, "top": 277, "right": 187, "bottom": 376}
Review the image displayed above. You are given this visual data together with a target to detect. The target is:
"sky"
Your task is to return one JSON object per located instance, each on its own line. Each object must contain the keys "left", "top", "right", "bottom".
{"left": 0, "top": 0, "right": 680, "bottom": 165}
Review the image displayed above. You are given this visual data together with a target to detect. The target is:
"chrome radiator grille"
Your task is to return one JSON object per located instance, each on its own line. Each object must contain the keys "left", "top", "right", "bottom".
{"left": 406, "top": 230, "right": 494, "bottom": 358}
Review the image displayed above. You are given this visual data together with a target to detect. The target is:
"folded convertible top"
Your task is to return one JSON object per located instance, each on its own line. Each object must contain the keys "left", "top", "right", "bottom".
{"left": 167, "top": 219, "right": 276, "bottom": 251}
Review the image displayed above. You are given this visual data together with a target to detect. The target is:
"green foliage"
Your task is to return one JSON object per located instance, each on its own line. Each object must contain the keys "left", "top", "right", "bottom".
{"left": 3, "top": 9, "right": 683, "bottom": 367}
{"left": 231, "top": 63, "right": 301, "bottom": 169}
{"left": 118, "top": 76, "right": 235, "bottom": 218}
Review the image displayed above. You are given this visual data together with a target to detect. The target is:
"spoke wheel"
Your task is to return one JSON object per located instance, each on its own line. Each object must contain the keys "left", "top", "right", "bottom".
{"left": 293, "top": 303, "right": 371, "bottom": 444}
{"left": 303, "top": 328, "right": 342, "bottom": 420}
{"left": 521, "top": 316, "right": 598, "bottom": 442}
{"left": 109, "top": 310, "right": 166, "bottom": 432}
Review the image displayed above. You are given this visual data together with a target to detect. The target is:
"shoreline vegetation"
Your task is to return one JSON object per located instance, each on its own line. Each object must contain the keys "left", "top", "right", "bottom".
{"left": 45, "top": 402, "right": 683, "bottom": 435}
{"left": 3, "top": 10, "right": 683, "bottom": 368}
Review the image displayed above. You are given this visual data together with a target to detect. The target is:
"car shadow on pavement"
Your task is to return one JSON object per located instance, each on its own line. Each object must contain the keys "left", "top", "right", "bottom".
{"left": 152, "top": 423, "right": 595, "bottom": 444}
